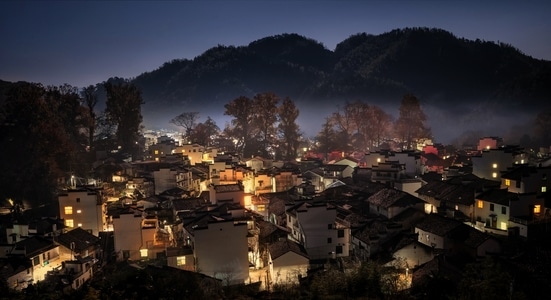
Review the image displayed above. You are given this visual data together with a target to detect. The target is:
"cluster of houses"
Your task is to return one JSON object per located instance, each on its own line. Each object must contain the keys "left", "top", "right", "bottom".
{"left": 2, "top": 135, "right": 551, "bottom": 293}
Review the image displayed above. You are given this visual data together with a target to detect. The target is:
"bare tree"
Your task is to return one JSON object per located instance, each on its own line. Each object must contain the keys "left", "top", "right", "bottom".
{"left": 170, "top": 112, "right": 200, "bottom": 143}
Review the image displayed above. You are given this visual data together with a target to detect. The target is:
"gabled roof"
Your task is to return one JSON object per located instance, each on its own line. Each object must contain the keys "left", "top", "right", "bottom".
{"left": 476, "top": 188, "right": 518, "bottom": 206}
{"left": 367, "top": 188, "right": 424, "bottom": 209}
{"left": 56, "top": 227, "right": 100, "bottom": 252}
{"left": 415, "top": 213, "right": 463, "bottom": 236}
{"left": 269, "top": 239, "right": 309, "bottom": 260}
{"left": 172, "top": 197, "right": 207, "bottom": 212}
{"left": 214, "top": 183, "right": 243, "bottom": 193}
{"left": 13, "top": 236, "right": 57, "bottom": 258}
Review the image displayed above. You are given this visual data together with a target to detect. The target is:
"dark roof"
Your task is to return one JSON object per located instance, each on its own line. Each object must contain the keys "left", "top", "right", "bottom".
{"left": 172, "top": 197, "right": 207, "bottom": 212}
{"left": 56, "top": 227, "right": 100, "bottom": 252}
{"left": 268, "top": 239, "right": 309, "bottom": 260}
{"left": 476, "top": 188, "right": 518, "bottom": 206}
{"left": 415, "top": 213, "right": 463, "bottom": 236}
{"left": 13, "top": 236, "right": 57, "bottom": 258}
{"left": 367, "top": 188, "right": 424, "bottom": 208}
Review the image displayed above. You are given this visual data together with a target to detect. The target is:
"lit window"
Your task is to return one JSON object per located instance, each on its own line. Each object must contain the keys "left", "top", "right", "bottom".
{"left": 140, "top": 249, "right": 148, "bottom": 257}
{"left": 154, "top": 150, "right": 159, "bottom": 155}
{"left": 492, "top": 172, "right": 497, "bottom": 178}
{"left": 66, "top": 219, "right": 74, "bottom": 227}
{"left": 155, "top": 157, "right": 159, "bottom": 162}
{"left": 176, "top": 256, "right": 186, "bottom": 266}
{"left": 477, "top": 200, "right": 484, "bottom": 208}
{"left": 77, "top": 223, "right": 82, "bottom": 227}
{"left": 455, "top": 205, "right": 459, "bottom": 211}
{"left": 486, "top": 145, "right": 490, "bottom": 150}
{"left": 505, "top": 179, "right": 510, "bottom": 186}
{"left": 64, "top": 206, "right": 73, "bottom": 214}
{"left": 377, "top": 158, "right": 381, "bottom": 163}
{"left": 534, "top": 205, "right": 541, "bottom": 214}
{"left": 77, "top": 210, "right": 82, "bottom": 214}
{"left": 521, "top": 159, "right": 524, "bottom": 164}
{"left": 492, "top": 163, "right": 497, "bottom": 169}
{"left": 542, "top": 186, "right": 547, "bottom": 193}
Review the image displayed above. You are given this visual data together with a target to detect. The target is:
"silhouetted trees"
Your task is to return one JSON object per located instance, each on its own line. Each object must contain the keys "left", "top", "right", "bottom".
{"left": 104, "top": 80, "right": 144, "bottom": 157}
{"left": 277, "top": 97, "right": 301, "bottom": 160}
{"left": 394, "top": 94, "right": 431, "bottom": 150}
{"left": 0, "top": 82, "right": 87, "bottom": 206}
{"left": 170, "top": 111, "right": 200, "bottom": 143}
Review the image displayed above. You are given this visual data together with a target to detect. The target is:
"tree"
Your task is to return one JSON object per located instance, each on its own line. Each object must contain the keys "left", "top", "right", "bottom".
{"left": 367, "top": 104, "right": 393, "bottom": 149}
{"left": 224, "top": 96, "right": 255, "bottom": 157}
{"left": 81, "top": 84, "right": 99, "bottom": 152}
{"left": 0, "top": 82, "right": 85, "bottom": 207}
{"left": 189, "top": 116, "right": 220, "bottom": 146}
{"left": 315, "top": 117, "right": 337, "bottom": 161}
{"left": 277, "top": 97, "right": 301, "bottom": 160}
{"left": 104, "top": 80, "right": 144, "bottom": 157}
{"left": 534, "top": 108, "right": 551, "bottom": 147}
{"left": 170, "top": 111, "right": 200, "bottom": 143}
{"left": 394, "top": 94, "right": 431, "bottom": 150}
{"left": 252, "top": 92, "right": 279, "bottom": 158}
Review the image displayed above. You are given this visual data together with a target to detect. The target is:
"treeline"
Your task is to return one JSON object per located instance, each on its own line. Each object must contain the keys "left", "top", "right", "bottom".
{"left": 0, "top": 79, "right": 144, "bottom": 207}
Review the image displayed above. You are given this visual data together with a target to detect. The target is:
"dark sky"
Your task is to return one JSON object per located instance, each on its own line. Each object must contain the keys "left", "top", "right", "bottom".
{"left": 1, "top": 1, "right": 550, "bottom": 144}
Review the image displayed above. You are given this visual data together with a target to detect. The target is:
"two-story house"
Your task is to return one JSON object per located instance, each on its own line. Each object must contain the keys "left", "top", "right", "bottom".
{"left": 58, "top": 187, "right": 106, "bottom": 236}
{"left": 286, "top": 201, "right": 350, "bottom": 260}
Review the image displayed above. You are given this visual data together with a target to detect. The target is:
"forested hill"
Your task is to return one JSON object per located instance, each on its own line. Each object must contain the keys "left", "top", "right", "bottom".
{"left": 132, "top": 27, "right": 551, "bottom": 128}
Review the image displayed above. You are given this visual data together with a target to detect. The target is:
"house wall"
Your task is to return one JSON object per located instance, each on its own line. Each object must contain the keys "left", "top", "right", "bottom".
{"left": 112, "top": 213, "right": 143, "bottom": 261}
{"left": 395, "top": 180, "right": 423, "bottom": 197}
{"left": 194, "top": 221, "right": 249, "bottom": 285}
{"left": 475, "top": 200, "right": 509, "bottom": 230}
{"left": 167, "top": 253, "right": 195, "bottom": 271}
{"left": 174, "top": 144, "right": 204, "bottom": 165}
{"left": 292, "top": 205, "right": 347, "bottom": 260}
{"left": 391, "top": 242, "right": 434, "bottom": 269}
{"left": 153, "top": 168, "right": 177, "bottom": 195}
{"left": 269, "top": 252, "right": 309, "bottom": 285}
{"left": 471, "top": 150, "right": 516, "bottom": 181}
{"left": 476, "top": 239, "right": 501, "bottom": 257}
{"left": 58, "top": 189, "right": 105, "bottom": 236}
{"left": 416, "top": 228, "right": 446, "bottom": 249}
{"left": 6, "top": 267, "right": 33, "bottom": 291}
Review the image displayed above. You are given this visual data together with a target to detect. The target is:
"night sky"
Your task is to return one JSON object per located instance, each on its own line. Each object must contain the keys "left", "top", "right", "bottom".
{"left": 1, "top": 1, "right": 551, "bottom": 143}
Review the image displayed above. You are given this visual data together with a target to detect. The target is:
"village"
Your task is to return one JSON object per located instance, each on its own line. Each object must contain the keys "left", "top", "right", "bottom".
{"left": 2, "top": 132, "right": 550, "bottom": 298}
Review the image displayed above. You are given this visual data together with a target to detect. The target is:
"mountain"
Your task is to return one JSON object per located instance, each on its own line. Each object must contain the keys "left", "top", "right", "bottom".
{"left": 131, "top": 28, "right": 551, "bottom": 141}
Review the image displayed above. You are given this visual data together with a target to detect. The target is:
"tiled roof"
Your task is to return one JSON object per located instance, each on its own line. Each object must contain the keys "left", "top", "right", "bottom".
{"left": 14, "top": 236, "right": 57, "bottom": 258}
{"left": 476, "top": 188, "right": 518, "bottom": 206}
{"left": 367, "top": 188, "right": 424, "bottom": 208}
{"left": 56, "top": 227, "right": 100, "bottom": 251}
{"left": 415, "top": 213, "right": 463, "bottom": 236}
{"left": 268, "top": 239, "right": 308, "bottom": 260}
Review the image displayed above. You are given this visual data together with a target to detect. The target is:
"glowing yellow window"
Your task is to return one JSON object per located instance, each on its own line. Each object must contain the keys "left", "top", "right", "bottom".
{"left": 542, "top": 186, "right": 547, "bottom": 193}
{"left": 505, "top": 179, "right": 510, "bottom": 186}
{"left": 64, "top": 206, "right": 73, "bottom": 215}
{"left": 534, "top": 205, "right": 541, "bottom": 214}
{"left": 176, "top": 256, "right": 186, "bottom": 266}
{"left": 66, "top": 219, "right": 74, "bottom": 227}
{"left": 154, "top": 150, "right": 159, "bottom": 154}
{"left": 77, "top": 209, "right": 82, "bottom": 214}
{"left": 377, "top": 158, "right": 381, "bottom": 163}
{"left": 77, "top": 223, "right": 82, "bottom": 227}
{"left": 492, "top": 163, "right": 497, "bottom": 169}
{"left": 492, "top": 172, "right": 497, "bottom": 178}
{"left": 477, "top": 200, "right": 484, "bottom": 208}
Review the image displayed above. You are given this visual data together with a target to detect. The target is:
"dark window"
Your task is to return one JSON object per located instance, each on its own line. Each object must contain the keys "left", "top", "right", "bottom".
{"left": 336, "top": 245, "right": 343, "bottom": 254}
{"left": 490, "top": 203, "right": 494, "bottom": 211}
{"left": 328, "top": 224, "right": 332, "bottom": 229}
{"left": 337, "top": 229, "right": 344, "bottom": 238}
{"left": 516, "top": 180, "right": 521, "bottom": 188}
{"left": 76, "top": 198, "right": 80, "bottom": 203}
{"left": 327, "top": 238, "right": 332, "bottom": 244}
{"left": 502, "top": 206, "right": 507, "bottom": 214}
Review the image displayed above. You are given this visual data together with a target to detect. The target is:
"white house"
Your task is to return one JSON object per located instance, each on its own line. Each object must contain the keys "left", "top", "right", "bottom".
{"left": 58, "top": 188, "right": 106, "bottom": 236}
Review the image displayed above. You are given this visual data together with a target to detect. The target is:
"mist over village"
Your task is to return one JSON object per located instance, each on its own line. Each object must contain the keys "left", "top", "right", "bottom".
{"left": 2, "top": 20, "right": 551, "bottom": 300}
